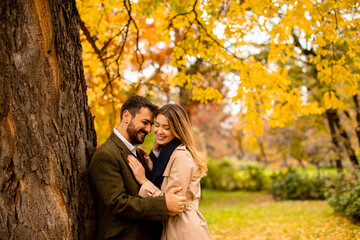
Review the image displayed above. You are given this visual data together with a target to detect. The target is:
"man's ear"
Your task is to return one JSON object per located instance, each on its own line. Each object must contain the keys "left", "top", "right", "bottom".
{"left": 122, "top": 110, "right": 132, "bottom": 124}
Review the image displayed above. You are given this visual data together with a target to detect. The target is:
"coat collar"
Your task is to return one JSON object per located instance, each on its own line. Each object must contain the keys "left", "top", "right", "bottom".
{"left": 109, "top": 131, "right": 127, "bottom": 151}
{"left": 109, "top": 132, "right": 150, "bottom": 175}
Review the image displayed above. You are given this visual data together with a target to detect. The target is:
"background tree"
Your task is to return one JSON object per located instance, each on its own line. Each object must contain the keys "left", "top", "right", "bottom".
{"left": 0, "top": 0, "right": 96, "bottom": 238}
{"left": 78, "top": 1, "right": 359, "bottom": 166}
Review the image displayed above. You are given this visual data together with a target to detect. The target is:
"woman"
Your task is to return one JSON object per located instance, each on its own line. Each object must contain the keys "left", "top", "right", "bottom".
{"left": 127, "top": 104, "right": 211, "bottom": 240}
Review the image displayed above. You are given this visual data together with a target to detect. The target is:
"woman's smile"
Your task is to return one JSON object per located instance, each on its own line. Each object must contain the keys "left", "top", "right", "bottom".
{"left": 154, "top": 114, "right": 175, "bottom": 146}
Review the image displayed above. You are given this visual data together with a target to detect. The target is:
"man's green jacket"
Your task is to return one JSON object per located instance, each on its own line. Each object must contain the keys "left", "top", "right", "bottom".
{"left": 88, "top": 132, "right": 167, "bottom": 240}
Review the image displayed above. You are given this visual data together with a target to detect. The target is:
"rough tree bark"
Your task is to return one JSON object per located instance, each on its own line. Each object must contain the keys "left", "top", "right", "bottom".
{"left": 0, "top": 0, "right": 96, "bottom": 239}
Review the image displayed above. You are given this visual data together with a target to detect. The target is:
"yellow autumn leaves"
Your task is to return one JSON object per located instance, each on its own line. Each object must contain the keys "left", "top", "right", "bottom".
{"left": 77, "top": 0, "right": 360, "bottom": 143}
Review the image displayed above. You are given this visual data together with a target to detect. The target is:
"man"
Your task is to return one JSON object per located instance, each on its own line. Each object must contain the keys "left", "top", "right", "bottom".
{"left": 89, "top": 95, "right": 186, "bottom": 240}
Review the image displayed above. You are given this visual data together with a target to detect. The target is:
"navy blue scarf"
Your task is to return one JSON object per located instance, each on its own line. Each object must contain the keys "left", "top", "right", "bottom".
{"left": 150, "top": 138, "right": 181, "bottom": 188}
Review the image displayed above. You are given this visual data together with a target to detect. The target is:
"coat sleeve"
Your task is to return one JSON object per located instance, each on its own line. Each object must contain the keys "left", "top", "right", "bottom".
{"left": 139, "top": 180, "right": 164, "bottom": 198}
{"left": 88, "top": 150, "right": 167, "bottom": 220}
{"left": 138, "top": 149, "right": 193, "bottom": 198}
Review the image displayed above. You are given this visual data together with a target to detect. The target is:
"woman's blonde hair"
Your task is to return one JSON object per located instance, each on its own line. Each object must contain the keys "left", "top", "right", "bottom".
{"left": 158, "top": 104, "right": 207, "bottom": 176}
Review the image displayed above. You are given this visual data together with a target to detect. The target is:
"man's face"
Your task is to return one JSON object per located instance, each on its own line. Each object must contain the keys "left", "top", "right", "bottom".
{"left": 126, "top": 107, "right": 154, "bottom": 145}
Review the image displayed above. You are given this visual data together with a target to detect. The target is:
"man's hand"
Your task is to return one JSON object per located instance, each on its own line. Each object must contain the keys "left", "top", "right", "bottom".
{"left": 165, "top": 187, "right": 187, "bottom": 216}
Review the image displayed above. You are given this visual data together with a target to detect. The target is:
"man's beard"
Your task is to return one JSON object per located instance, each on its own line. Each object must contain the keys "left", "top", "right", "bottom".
{"left": 127, "top": 121, "right": 147, "bottom": 145}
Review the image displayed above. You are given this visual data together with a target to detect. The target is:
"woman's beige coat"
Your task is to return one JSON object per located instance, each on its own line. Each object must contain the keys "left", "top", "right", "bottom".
{"left": 139, "top": 145, "right": 211, "bottom": 240}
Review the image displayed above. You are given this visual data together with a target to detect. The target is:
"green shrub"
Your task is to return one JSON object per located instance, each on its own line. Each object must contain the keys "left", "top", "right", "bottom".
{"left": 239, "top": 165, "right": 269, "bottom": 191}
{"left": 201, "top": 160, "right": 239, "bottom": 191}
{"left": 270, "top": 169, "right": 327, "bottom": 200}
{"left": 201, "top": 159, "right": 268, "bottom": 191}
{"left": 325, "top": 170, "right": 360, "bottom": 222}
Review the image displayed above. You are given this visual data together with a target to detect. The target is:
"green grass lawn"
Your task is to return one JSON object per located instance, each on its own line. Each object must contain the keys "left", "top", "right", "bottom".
{"left": 200, "top": 190, "right": 360, "bottom": 240}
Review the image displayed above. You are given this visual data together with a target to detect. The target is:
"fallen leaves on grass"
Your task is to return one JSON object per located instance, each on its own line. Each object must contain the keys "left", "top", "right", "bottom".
{"left": 200, "top": 190, "right": 360, "bottom": 240}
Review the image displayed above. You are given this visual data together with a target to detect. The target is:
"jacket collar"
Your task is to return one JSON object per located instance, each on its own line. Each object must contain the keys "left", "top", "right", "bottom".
{"left": 109, "top": 131, "right": 128, "bottom": 151}
{"left": 109, "top": 132, "right": 150, "bottom": 175}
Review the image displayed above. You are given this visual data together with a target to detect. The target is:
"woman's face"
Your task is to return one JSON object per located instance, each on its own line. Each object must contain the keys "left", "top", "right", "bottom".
{"left": 154, "top": 114, "right": 175, "bottom": 146}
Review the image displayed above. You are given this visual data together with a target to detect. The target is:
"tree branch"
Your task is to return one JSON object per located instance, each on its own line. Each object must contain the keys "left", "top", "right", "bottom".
{"left": 168, "top": 0, "right": 242, "bottom": 61}
{"left": 291, "top": 32, "right": 316, "bottom": 57}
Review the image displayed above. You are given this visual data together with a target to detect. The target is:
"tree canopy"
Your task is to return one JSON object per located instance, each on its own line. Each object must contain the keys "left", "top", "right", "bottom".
{"left": 78, "top": 0, "right": 360, "bottom": 165}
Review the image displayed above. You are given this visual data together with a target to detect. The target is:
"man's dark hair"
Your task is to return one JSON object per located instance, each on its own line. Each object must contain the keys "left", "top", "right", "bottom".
{"left": 120, "top": 95, "right": 159, "bottom": 120}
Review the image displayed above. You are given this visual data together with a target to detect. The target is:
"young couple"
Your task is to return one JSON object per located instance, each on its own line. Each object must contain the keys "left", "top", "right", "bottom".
{"left": 89, "top": 95, "right": 211, "bottom": 240}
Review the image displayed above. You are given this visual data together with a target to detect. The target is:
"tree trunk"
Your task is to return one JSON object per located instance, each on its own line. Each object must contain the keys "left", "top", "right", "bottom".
{"left": 256, "top": 136, "right": 268, "bottom": 166}
{"left": 179, "top": 86, "right": 192, "bottom": 109}
{"left": 326, "top": 109, "right": 358, "bottom": 167}
{"left": 325, "top": 110, "right": 343, "bottom": 172}
{"left": 353, "top": 94, "right": 360, "bottom": 147}
{"left": 332, "top": 109, "right": 359, "bottom": 166}
{"left": 0, "top": 0, "right": 96, "bottom": 239}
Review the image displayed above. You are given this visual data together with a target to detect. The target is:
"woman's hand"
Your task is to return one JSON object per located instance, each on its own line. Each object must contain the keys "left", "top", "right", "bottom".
{"left": 127, "top": 155, "right": 148, "bottom": 185}
{"left": 138, "top": 147, "right": 153, "bottom": 171}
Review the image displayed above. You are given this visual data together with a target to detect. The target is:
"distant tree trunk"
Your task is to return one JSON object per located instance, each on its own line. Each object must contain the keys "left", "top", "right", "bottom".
{"left": 325, "top": 111, "right": 343, "bottom": 172}
{"left": 296, "top": 158, "right": 305, "bottom": 169}
{"left": 353, "top": 94, "right": 360, "bottom": 147}
{"left": 179, "top": 86, "right": 192, "bottom": 109}
{"left": 294, "top": 40, "right": 355, "bottom": 170}
{"left": 237, "top": 135, "right": 244, "bottom": 159}
{"left": 333, "top": 112, "right": 359, "bottom": 166}
{"left": 326, "top": 109, "right": 359, "bottom": 167}
{"left": 256, "top": 136, "right": 268, "bottom": 166}
{"left": 0, "top": 0, "right": 96, "bottom": 239}
{"left": 281, "top": 154, "right": 288, "bottom": 168}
